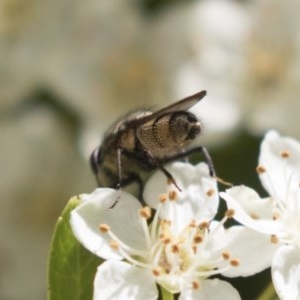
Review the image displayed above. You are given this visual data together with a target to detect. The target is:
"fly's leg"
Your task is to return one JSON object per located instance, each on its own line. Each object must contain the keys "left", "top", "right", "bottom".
{"left": 161, "top": 146, "right": 216, "bottom": 177}
{"left": 116, "top": 148, "right": 146, "bottom": 205}
{"left": 144, "top": 149, "right": 182, "bottom": 192}
{"left": 90, "top": 147, "right": 101, "bottom": 186}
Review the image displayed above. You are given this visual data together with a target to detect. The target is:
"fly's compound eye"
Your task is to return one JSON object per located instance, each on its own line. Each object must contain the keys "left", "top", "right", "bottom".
{"left": 90, "top": 147, "right": 102, "bottom": 175}
{"left": 171, "top": 112, "right": 201, "bottom": 143}
{"left": 184, "top": 112, "right": 201, "bottom": 141}
{"left": 187, "top": 121, "right": 201, "bottom": 140}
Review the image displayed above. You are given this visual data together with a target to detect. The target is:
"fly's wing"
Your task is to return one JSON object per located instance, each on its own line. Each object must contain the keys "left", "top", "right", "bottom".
{"left": 152, "top": 90, "right": 206, "bottom": 116}
{"left": 125, "top": 90, "right": 207, "bottom": 128}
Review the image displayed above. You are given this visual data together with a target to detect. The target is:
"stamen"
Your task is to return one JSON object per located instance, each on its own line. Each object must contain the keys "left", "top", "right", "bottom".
{"left": 193, "top": 252, "right": 228, "bottom": 268}
{"left": 256, "top": 165, "right": 267, "bottom": 174}
{"left": 189, "top": 219, "right": 197, "bottom": 228}
{"left": 110, "top": 240, "right": 119, "bottom": 250}
{"left": 271, "top": 234, "right": 279, "bottom": 244}
{"left": 171, "top": 244, "right": 180, "bottom": 253}
{"left": 159, "top": 193, "right": 168, "bottom": 203}
{"left": 140, "top": 206, "right": 152, "bottom": 219}
{"left": 249, "top": 212, "right": 259, "bottom": 219}
{"left": 169, "top": 190, "right": 178, "bottom": 201}
{"left": 208, "top": 214, "right": 230, "bottom": 242}
{"left": 99, "top": 224, "right": 110, "bottom": 233}
{"left": 230, "top": 259, "right": 240, "bottom": 267}
{"left": 105, "top": 227, "right": 148, "bottom": 257}
{"left": 117, "top": 247, "right": 152, "bottom": 269}
{"left": 225, "top": 209, "right": 235, "bottom": 218}
{"left": 161, "top": 236, "right": 172, "bottom": 245}
{"left": 193, "top": 233, "right": 204, "bottom": 244}
{"left": 199, "top": 221, "right": 209, "bottom": 230}
{"left": 151, "top": 244, "right": 164, "bottom": 266}
{"left": 152, "top": 268, "right": 161, "bottom": 277}
{"left": 195, "top": 266, "right": 232, "bottom": 277}
{"left": 206, "top": 189, "right": 215, "bottom": 197}
{"left": 192, "top": 280, "right": 201, "bottom": 290}
{"left": 209, "top": 212, "right": 234, "bottom": 244}
{"left": 140, "top": 208, "right": 152, "bottom": 249}
{"left": 257, "top": 165, "right": 280, "bottom": 203}
{"left": 280, "top": 150, "right": 290, "bottom": 158}
{"left": 222, "top": 251, "right": 230, "bottom": 260}
{"left": 150, "top": 199, "right": 165, "bottom": 242}
{"left": 194, "top": 185, "right": 217, "bottom": 220}
{"left": 160, "top": 219, "right": 172, "bottom": 227}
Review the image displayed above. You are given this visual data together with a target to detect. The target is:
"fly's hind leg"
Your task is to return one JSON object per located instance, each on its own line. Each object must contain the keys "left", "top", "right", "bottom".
{"left": 160, "top": 146, "right": 216, "bottom": 178}
{"left": 161, "top": 146, "right": 231, "bottom": 186}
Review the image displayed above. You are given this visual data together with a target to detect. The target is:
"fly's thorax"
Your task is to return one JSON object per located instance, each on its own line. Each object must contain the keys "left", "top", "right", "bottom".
{"left": 119, "top": 111, "right": 154, "bottom": 150}
{"left": 107, "top": 110, "right": 153, "bottom": 151}
{"left": 118, "top": 127, "right": 136, "bottom": 151}
{"left": 136, "top": 111, "right": 201, "bottom": 156}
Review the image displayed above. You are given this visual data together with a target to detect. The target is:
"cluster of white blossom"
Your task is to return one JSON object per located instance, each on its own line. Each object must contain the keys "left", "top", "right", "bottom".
{"left": 70, "top": 130, "right": 300, "bottom": 299}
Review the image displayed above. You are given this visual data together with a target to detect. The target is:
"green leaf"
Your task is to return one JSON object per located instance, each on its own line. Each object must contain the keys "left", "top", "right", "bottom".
{"left": 47, "top": 196, "right": 103, "bottom": 300}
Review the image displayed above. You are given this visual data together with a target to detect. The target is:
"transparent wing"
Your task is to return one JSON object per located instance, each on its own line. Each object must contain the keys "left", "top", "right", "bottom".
{"left": 126, "top": 90, "right": 206, "bottom": 128}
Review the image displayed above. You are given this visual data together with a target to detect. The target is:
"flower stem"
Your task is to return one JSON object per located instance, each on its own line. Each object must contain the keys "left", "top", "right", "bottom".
{"left": 257, "top": 283, "right": 277, "bottom": 300}
{"left": 160, "top": 286, "right": 174, "bottom": 300}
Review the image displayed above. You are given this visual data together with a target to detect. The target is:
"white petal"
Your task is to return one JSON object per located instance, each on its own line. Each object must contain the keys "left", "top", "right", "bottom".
{"left": 70, "top": 188, "right": 146, "bottom": 260}
{"left": 272, "top": 245, "right": 300, "bottom": 300}
{"left": 80, "top": 188, "right": 120, "bottom": 207}
{"left": 223, "top": 185, "right": 274, "bottom": 219}
{"left": 179, "top": 279, "right": 241, "bottom": 300}
{"left": 94, "top": 260, "right": 158, "bottom": 300}
{"left": 217, "top": 226, "right": 279, "bottom": 277}
{"left": 144, "top": 162, "right": 219, "bottom": 229}
{"left": 220, "top": 187, "right": 281, "bottom": 235}
{"left": 259, "top": 130, "right": 300, "bottom": 200}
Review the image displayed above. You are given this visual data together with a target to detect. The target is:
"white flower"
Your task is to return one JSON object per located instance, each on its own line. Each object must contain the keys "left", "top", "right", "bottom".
{"left": 221, "top": 130, "right": 300, "bottom": 300}
{"left": 71, "top": 162, "right": 273, "bottom": 300}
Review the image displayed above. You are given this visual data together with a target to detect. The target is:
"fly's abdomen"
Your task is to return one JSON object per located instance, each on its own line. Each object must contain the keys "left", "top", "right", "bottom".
{"left": 136, "top": 112, "right": 201, "bottom": 157}
{"left": 136, "top": 114, "right": 173, "bottom": 154}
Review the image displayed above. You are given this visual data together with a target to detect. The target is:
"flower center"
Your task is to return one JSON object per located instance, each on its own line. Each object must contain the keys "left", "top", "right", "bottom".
{"left": 99, "top": 190, "right": 239, "bottom": 294}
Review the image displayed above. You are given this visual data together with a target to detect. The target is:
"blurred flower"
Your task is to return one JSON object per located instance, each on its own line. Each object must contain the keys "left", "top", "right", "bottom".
{"left": 171, "top": 0, "right": 251, "bottom": 145}
{"left": 244, "top": 0, "right": 300, "bottom": 139}
{"left": 169, "top": 0, "right": 300, "bottom": 142}
{"left": 221, "top": 131, "right": 300, "bottom": 300}
{"left": 71, "top": 162, "right": 274, "bottom": 299}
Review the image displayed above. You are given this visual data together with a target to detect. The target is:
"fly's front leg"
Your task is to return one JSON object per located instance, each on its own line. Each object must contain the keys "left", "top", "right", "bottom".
{"left": 90, "top": 147, "right": 101, "bottom": 186}
{"left": 191, "top": 146, "right": 231, "bottom": 185}
{"left": 115, "top": 148, "right": 147, "bottom": 205}
{"left": 116, "top": 147, "right": 123, "bottom": 189}
{"left": 144, "top": 149, "right": 182, "bottom": 192}
{"left": 161, "top": 146, "right": 216, "bottom": 178}
{"left": 158, "top": 165, "right": 182, "bottom": 192}
{"left": 199, "top": 146, "right": 215, "bottom": 177}
{"left": 111, "top": 147, "right": 124, "bottom": 207}
{"left": 161, "top": 146, "right": 231, "bottom": 185}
